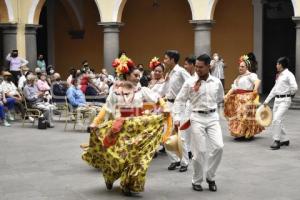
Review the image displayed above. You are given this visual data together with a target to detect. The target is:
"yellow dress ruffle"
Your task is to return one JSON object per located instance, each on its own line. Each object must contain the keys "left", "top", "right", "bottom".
{"left": 82, "top": 114, "right": 164, "bottom": 192}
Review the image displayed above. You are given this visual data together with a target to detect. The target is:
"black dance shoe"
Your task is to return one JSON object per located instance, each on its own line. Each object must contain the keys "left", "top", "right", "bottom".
{"left": 179, "top": 165, "right": 188, "bottom": 172}
{"left": 122, "top": 187, "right": 132, "bottom": 196}
{"left": 206, "top": 179, "right": 217, "bottom": 192}
{"left": 270, "top": 140, "right": 280, "bottom": 150}
{"left": 188, "top": 151, "right": 193, "bottom": 159}
{"left": 105, "top": 182, "right": 113, "bottom": 190}
{"left": 168, "top": 162, "right": 180, "bottom": 170}
{"left": 192, "top": 183, "right": 203, "bottom": 191}
{"left": 280, "top": 140, "right": 290, "bottom": 146}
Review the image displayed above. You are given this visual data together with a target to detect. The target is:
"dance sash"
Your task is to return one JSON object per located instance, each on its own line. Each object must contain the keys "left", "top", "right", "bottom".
{"left": 234, "top": 89, "right": 253, "bottom": 94}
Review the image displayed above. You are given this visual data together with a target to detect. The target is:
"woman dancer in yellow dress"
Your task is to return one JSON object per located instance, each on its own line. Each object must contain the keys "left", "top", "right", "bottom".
{"left": 81, "top": 55, "right": 171, "bottom": 196}
{"left": 224, "top": 55, "right": 264, "bottom": 140}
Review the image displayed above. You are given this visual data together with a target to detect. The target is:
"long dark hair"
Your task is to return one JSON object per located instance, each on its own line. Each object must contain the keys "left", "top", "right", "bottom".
{"left": 247, "top": 52, "right": 258, "bottom": 73}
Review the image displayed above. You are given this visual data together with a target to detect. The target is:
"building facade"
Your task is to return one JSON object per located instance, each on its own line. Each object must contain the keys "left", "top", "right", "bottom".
{"left": 1, "top": 0, "right": 300, "bottom": 103}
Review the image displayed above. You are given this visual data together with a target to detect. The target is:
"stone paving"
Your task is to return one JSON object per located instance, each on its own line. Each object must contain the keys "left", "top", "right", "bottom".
{"left": 0, "top": 110, "right": 300, "bottom": 200}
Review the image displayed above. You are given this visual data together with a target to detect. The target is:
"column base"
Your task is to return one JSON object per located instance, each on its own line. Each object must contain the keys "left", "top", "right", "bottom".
{"left": 290, "top": 96, "right": 300, "bottom": 110}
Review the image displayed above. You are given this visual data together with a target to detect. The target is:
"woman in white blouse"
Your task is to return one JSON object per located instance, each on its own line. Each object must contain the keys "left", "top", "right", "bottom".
{"left": 148, "top": 57, "right": 166, "bottom": 98}
{"left": 82, "top": 55, "right": 170, "bottom": 196}
{"left": 224, "top": 55, "right": 264, "bottom": 140}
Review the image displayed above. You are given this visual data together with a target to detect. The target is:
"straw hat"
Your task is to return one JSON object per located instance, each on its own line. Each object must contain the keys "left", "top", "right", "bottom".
{"left": 2, "top": 71, "right": 12, "bottom": 76}
{"left": 164, "top": 130, "right": 183, "bottom": 159}
{"left": 255, "top": 105, "right": 273, "bottom": 127}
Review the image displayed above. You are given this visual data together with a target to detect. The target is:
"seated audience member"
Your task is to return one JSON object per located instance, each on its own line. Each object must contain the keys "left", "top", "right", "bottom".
{"left": 1, "top": 71, "right": 25, "bottom": 118}
{"left": 18, "top": 66, "right": 30, "bottom": 91}
{"left": 36, "top": 72, "right": 52, "bottom": 103}
{"left": 23, "top": 74, "right": 55, "bottom": 128}
{"left": 0, "top": 87, "right": 15, "bottom": 126}
{"left": 52, "top": 73, "right": 67, "bottom": 102}
{"left": 66, "top": 78, "right": 97, "bottom": 128}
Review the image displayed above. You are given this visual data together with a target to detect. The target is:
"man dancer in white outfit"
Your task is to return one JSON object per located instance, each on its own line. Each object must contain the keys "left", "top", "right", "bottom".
{"left": 264, "top": 57, "right": 298, "bottom": 150}
{"left": 163, "top": 50, "right": 191, "bottom": 172}
{"left": 174, "top": 54, "right": 224, "bottom": 192}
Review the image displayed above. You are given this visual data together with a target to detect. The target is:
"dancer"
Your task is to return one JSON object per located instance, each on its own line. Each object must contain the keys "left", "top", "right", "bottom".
{"left": 174, "top": 54, "right": 224, "bottom": 192}
{"left": 81, "top": 55, "right": 171, "bottom": 196}
{"left": 224, "top": 55, "right": 264, "bottom": 139}
{"left": 264, "top": 57, "right": 298, "bottom": 150}
{"left": 163, "top": 50, "right": 191, "bottom": 172}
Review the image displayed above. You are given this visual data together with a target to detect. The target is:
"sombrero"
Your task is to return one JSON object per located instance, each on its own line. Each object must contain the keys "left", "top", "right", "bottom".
{"left": 164, "top": 130, "right": 183, "bottom": 159}
{"left": 255, "top": 105, "right": 273, "bottom": 127}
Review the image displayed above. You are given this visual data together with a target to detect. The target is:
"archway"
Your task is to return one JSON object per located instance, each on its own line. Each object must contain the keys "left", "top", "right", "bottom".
{"left": 211, "top": 0, "right": 254, "bottom": 91}
{"left": 263, "top": 0, "right": 295, "bottom": 93}
{"left": 33, "top": 0, "right": 103, "bottom": 77}
{"left": 120, "top": 0, "right": 193, "bottom": 67}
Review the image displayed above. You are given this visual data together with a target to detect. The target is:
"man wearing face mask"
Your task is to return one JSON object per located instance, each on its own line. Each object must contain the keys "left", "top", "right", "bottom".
{"left": 6, "top": 50, "right": 29, "bottom": 85}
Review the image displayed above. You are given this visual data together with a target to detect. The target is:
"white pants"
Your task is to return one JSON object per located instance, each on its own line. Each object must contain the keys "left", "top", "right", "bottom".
{"left": 190, "top": 112, "right": 224, "bottom": 185}
{"left": 165, "top": 101, "right": 190, "bottom": 166}
{"left": 271, "top": 98, "right": 291, "bottom": 142}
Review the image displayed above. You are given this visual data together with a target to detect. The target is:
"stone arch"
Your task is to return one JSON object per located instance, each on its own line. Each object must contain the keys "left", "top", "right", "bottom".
{"left": 0, "top": 0, "right": 14, "bottom": 22}
{"left": 27, "top": 0, "right": 86, "bottom": 30}
{"left": 114, "top": 0, "right": 195, "bottom": 22}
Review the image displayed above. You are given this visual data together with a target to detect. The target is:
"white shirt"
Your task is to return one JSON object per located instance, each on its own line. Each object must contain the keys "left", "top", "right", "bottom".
{"left": 264, "top": 69, "right": 298, "bottom": 104}
{"left": 1, "top": 81, "right": 18, "bottom": 95}
{"left": 18, "top": 75, "right": 27, "bottom": 90}
{"left": 165, "top": 64, "right": 191, "bottom": 100}
{"left": 105, "top": 86, "right": 159, "bottom": 117}
{"left": 231, "top": 72, "right": 258, "bottom": 91}
{"left": 173, "top": 75, "right": 224, "bottom": 121}
{"left": 149, "top": 81, "right": 166, "bottom": 98}
{"left": 6, "top": 54, "right": 29, "bottom": 71}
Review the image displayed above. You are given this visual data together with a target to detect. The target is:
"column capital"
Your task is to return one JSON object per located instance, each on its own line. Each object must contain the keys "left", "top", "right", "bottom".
{"left": 97, "top": 22, "right": 124, "bottom": 33}
{"left": 189, "top": 20, "right": 215, "bottom": 31}
{"left": 0, "top": 23, "right": 18, "bottom": 34}
{"left": 25, "top": 24, "right": 42, "bottom": 35}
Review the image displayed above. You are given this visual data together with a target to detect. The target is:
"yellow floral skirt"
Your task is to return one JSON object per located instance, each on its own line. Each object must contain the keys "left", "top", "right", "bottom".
{"left": 224, "top": 92, "right": 264, "bottom": 138}
{"left": 82, "top": 114, "right": 164, "bottom": 192}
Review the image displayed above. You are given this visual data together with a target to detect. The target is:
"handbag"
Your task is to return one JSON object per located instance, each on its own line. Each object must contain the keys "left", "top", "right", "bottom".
{"left": 38, "top": 115, "right": 47, "bottom": 129}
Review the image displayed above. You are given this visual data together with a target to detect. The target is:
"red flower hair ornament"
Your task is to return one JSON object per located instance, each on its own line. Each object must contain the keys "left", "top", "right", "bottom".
{"left": 149, "top": 57, "right": 161, "bottom": 70}
{"left": 112, "top": 55, "right": 135, "bottom": 76}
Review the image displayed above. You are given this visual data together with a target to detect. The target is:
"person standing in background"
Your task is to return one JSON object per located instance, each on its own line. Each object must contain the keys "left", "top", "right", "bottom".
{"left": 6, "top": 49, "right": 28, "bottom": 85}
{"left": 37, "top": 54, "right": 46, "bottom": 72}
{"left": 210, "top": 53, "right": 225, "bottom": 87}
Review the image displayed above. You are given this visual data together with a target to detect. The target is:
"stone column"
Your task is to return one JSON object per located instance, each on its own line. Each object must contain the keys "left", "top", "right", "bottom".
{"left": 189, "top": 20, "right": 214, "bottom": 56}
{"left": 252, "top": 0, "right": 263, "bottom": 93}
{"left": 98, "top": 22, "right": 123, "bottom": 75}
{"left": 290, "top": 17, "right": 300, "bottom": 109}
{"left": 25, "top": 24, "right": 41, "bottom": 70}
{"left": 0, "top": 23, "right": 17, "bottom": 70}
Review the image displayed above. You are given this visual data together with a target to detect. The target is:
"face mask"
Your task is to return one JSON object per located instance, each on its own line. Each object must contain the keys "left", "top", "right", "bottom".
{"left": 12, "top": 53, "right": 18, "bottom": 58}
{"left": 50, "top": 70, "right": 54, "bottom": 74}
{"left": 39, "top": 58, "right": 43, "bottom": 61}
{"left": 6, "top": 77, "right": 12, "bottom": 82}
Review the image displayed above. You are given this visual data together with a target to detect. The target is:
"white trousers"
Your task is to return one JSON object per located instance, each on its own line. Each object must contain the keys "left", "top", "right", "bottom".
{"left": 190, "top": 112, "right": 224, "bottom": 185}
{"left": 165, "top": 101, "right": 190, "bottom": 166}
{"left": 271, "top": 98, "right": 291, "bottom": 142}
